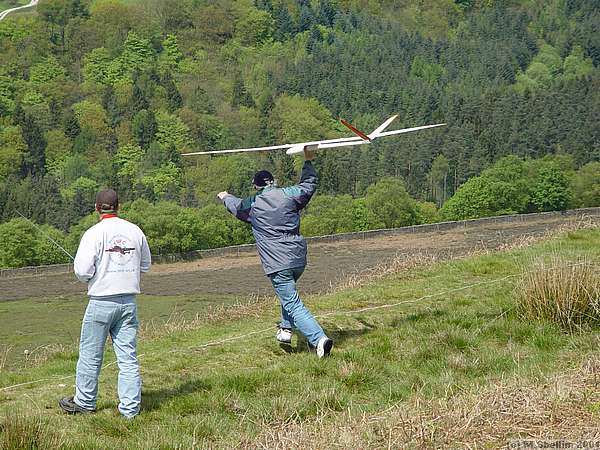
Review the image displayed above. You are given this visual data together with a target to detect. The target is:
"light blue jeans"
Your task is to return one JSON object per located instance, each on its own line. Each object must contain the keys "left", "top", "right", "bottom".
{"left": 269, "top": 267, "right": 325, "bottom": 346}
{"left": 74, "top": 294, "right": 141, "bottom": 417}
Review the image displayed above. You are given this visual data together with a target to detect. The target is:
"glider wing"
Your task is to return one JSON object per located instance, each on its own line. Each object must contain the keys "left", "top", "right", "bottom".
{"left": 181, "top": 116, "right": 445, "bottom": 157}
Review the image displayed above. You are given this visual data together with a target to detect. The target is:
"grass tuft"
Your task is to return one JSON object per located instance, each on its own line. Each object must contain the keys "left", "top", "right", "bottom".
{"left": 0, "top": 413, "right": 62, "bottom": 450}
{"left": 516, "top": 256, "right": 600, "bottom": 332}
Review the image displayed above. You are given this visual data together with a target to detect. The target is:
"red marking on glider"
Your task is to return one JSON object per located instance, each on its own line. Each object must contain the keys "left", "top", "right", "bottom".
{"left": 340, "top": 119, "right": 371, "bottom": 141}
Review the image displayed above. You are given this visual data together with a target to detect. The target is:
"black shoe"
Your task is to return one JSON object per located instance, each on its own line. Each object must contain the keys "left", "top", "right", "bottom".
{"left": 58, "top": 396, "right": 95, "bottom": 414}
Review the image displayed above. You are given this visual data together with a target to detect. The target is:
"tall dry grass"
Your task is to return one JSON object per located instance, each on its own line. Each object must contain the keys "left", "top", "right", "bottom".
{"left": 516, "top": 256, "right": 600, "bottom": 331}
{"left": 247, "top": 356, "right": 600, "bottom": 449}
{"left": 0, "top": 414, "right": 62, "bottom": 450}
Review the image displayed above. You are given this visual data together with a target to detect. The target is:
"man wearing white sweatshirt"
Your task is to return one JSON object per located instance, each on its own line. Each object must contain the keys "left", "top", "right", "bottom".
{"left": 59, "top": 189, "right": 151, "bottom": 418}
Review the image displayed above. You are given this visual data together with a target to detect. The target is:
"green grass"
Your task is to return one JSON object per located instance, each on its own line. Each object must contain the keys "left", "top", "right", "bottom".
{"left": 1, "top": 228, "right": 600, "bottom": 448}
{"left": 0, "top": 292, "right": 260, "bottom": 369}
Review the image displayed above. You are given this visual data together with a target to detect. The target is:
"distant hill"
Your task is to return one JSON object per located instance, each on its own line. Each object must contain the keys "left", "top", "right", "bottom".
{"left": 0, "top": 0, "right": 598, "bottom": 266}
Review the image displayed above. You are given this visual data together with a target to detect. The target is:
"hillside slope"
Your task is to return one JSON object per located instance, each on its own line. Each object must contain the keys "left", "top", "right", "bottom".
{"left": 1, "top": 226, "right": 600, "bottom": 448}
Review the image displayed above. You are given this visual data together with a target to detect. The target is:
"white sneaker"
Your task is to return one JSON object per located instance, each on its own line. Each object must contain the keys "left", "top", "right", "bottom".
{"left": 276, "top": 328, "right": 292, "bottom": 344}
{"left": 316, "top": 336, "right": 333, "bottom": 358}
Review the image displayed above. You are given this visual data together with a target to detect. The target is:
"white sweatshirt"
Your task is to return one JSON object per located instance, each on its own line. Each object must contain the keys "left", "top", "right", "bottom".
{"left": 74, "top": 216, "right": 151, "bottom": 297}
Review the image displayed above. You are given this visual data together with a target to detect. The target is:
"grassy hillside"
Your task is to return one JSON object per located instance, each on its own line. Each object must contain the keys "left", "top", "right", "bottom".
{"left": 0, "top": 292, "right": 250, "bottom": 370}
{"left": 2, "top": 227, "right": 600, "bottom": 448}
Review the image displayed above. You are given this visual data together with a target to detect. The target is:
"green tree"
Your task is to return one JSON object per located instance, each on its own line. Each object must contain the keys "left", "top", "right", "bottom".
{"left": 72, "top": 100, "right": 112, "bottom": 155}
{"left": 132, "top": 109, "right": 157, "bottom": 149}
{"left": 351, "top": 198, "right": 371, "bottom": 231}
{"left": 158, "top": 34, "right": 183, "bottom": 73}
{"left": 87, "top": 0, "right": 134, "bottom": 53}
{"left": 415, "top": 201, "right": 439, "bottom": 224}
{"left": 231, "top": 75, "right": 255, "bottom": 108}
{"left": 197, "top": 204, "right": 253, "bottom": 248}
{"left": 115, "top": 144, "right": 144, "bottom": 180}
{"left": 0, "top": 73, "right": 15, "bottom": 117}
{"left": 192, "top": 4, "right": 235, "bottom": 44}
{"left": 121, "top": 200, "right": 204, "bottom": 254}
{"left": 66, "top": 212, "right": 98, "bottom": 252}
{"left": 410, "top": 56, "right": 446, "bottom": 84}
{"left": 116, "top": 31, "right": 155, "bottom": 79}
{"left": 273, "top": 3, "right": 294, "bottom": 40}
{"left": 18, "top": 113, "right": 47, "bottom": 177}
{"left": 21, "top": 91, "right": 52, "bottom": 131}
{"left": 529, "top": 161, "right": 572, "bottom": 212}
{"left": 44, "top": 129, "right": 72, "bottom": 178}
{"left": 317, "top": 0, "right": 336, "bottom": 26}
{"left": 571, "top": 162, "right": 600, "bottom": 208}
{"left": 162, "top": 74, "right": 183, "bottom": 112}
{"left": 188, "top": 155, "right": 257, "bottom": 205}
{"left": 62, "top": 154, "right": 90, "bottom": 185}
{"left": 61, "top": 176, "right": 98, "bottom": 204}
{"left": 235, "top": 8, "right": 274, "bottom": 47}
{"left": 140, "top": 162, "right": 181, "bottom": 200}
{"left": 0, "top": 218, "right": 37, "bottom": 268}
{"left": 0, "top": 125, "right": 26, "bottom": 181}
{"left": 61, "top": 176, "right": 98, "bottom": 222}
{"left": 29, "top": 55, "right": 66, "bottom": 85}
{"left": 155, "top": 111, "right": 192, "bottom": 153}
{"left": 34, "top": 224, "right": 71, "bottom": 265}
{"left": 441, "top": 156, "right": 530, "bottom": 220}
{"left": 300, "top": 194, "right": 356, "bottom": 236}
{"left": 563, "top": 45, "right": 594, "bottom": 81}
{"left": 514, "top": 43, "right": 562, "bottom": 93}
{"left": 428, "top": 154, "right": 449, "bottom": 207}
{"left": 82, "top": 47, "right": 113, "bottom": 85}
{"left": 269, "top": 94, "right": 336, "bottom": 144}
{"left": 364, "top": 177, "right": 419, "bottom": 228}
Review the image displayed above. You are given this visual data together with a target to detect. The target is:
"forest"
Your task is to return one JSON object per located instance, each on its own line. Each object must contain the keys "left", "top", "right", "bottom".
{"left": 0, "top": 0, "right": 599, "bottom": 268}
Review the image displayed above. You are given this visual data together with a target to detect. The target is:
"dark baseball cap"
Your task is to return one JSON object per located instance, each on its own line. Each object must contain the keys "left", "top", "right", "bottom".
{"left": 252, "top": 170, "right": 274, "bottom": 187}
{"left": 96, "top": 189, "right": 119, "bottom": 212}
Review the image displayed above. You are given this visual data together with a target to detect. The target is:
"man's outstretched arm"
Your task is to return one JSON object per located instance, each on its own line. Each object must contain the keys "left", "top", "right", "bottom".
{"left": 218, "top": 191, "right": 253, "bottom": 223}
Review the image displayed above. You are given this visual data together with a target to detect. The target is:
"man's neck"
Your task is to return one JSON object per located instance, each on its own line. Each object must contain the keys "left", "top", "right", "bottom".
{"left": 100, "top": 212, "right": 118, "bottom": 220}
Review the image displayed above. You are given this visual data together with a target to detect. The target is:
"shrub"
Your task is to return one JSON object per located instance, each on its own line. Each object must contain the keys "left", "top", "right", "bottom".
{"left": 515, "top": 256, "right": 600, "bottom": 332}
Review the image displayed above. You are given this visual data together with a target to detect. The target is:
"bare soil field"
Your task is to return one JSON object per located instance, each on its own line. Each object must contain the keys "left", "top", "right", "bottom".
{"left": 1, "top": 214, "right": 596, "bottom": 302}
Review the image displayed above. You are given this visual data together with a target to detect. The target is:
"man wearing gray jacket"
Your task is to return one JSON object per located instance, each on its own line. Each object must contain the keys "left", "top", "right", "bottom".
{"left": 218, "top": 150, "right": 333, "bottom": 358}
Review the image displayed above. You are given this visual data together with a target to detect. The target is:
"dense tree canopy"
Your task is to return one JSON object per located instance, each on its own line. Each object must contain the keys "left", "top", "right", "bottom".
{"left": 0, "top": 0, "right": 599, "bottom": 267}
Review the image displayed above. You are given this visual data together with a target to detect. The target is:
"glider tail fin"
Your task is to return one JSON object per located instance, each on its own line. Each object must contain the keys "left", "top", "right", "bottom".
{"left": 340, "top": 115, "right": 400, "bottom": 141}
{"left": 368, "top": 115, "right": 398, "bottom": 139}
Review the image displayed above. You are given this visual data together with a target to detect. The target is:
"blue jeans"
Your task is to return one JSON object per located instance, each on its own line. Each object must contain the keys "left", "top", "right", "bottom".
{"left": 269, "top": 267, "right": 325, "bottom": 346}
{"left": 74, "top": 295, "right": 141, "bottom": 417}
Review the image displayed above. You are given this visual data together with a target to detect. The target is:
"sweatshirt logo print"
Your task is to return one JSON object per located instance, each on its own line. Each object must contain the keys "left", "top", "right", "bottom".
{"left": 105, "top": 245, "right": 135, "bottom": 255}
{"left": 106, "top": 236, "right": 136, "bottom": 266}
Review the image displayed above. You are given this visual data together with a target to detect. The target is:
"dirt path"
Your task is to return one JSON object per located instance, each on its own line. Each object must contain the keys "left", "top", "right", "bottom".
{"left": 0, "top": 0, "right": 38, "bottom": 21}
{"left": 1, "top": 214, "right": 594, "bottom": 302}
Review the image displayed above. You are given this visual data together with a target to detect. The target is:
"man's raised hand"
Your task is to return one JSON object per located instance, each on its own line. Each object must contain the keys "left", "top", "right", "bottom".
{"left": 304, "top": 148, "right": 315, "bottom": 161}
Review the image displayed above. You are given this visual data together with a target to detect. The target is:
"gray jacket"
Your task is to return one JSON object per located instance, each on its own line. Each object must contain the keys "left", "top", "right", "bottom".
{"left": 223, "top": 161, "right": 318, "bottom": 275}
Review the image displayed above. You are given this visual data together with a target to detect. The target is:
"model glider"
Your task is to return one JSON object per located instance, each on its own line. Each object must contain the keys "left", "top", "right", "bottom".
{"left": 181, "top": 115, "right": 445, "bottom": 156}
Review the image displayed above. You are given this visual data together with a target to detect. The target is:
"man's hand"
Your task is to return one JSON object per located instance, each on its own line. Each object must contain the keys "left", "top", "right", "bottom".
{"left": 217, "top": 191, "right": 229, "bottom": 200}
{"left": 304, "top": 148, "right": 315, "bottom": 161}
